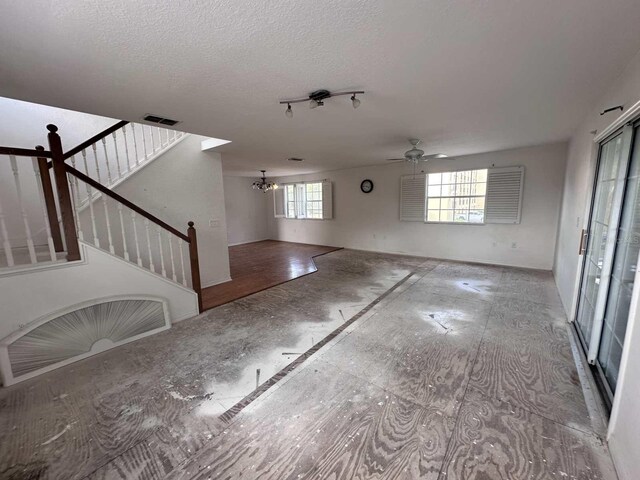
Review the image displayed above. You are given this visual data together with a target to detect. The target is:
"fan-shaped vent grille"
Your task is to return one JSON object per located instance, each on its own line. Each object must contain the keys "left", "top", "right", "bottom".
{"left": 3, "top": 299, "right": 167, "bottom": 383}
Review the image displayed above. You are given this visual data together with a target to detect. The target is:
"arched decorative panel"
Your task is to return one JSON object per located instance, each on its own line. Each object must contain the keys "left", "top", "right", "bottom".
{"left": 0, "top": 297, "right": 169, "bottom": 386}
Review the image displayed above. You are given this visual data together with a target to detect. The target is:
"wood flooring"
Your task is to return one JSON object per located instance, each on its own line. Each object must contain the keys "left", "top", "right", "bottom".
{"left": 0, "top": 250, "right": 617, "bottom": 479}
{"left": 201, "top": 240, "right": 341, "bottom": 310}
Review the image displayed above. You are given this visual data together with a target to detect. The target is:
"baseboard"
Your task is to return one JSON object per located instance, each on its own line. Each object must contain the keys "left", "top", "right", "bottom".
{"left": 201, "top": 276, "right": 232, "bottom": 288}
{"left": 172, "top": 308, "right": 200, "bottom": 323}
{"left": 270, "top": 238, "right": 551, "bottom": 271}
{"left": 228, "top": 237, "right": 271, "bottom": 247}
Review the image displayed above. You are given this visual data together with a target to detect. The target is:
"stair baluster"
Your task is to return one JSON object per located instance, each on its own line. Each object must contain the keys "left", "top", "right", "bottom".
{"left": 103, "top": 197, "right": 115, "bottom": 255}
{"left": 0, "top": 191, "right": 14, "bottom": 267}
{"left": 157, "top": 225, "right": 167, "bottom": 278}
{"left": 82, "top": 149, "right": 100, "bottom": 247}
{"left": 121, "top": 127, "right": 132, "bottom": 173}
{"left": 149, "top": 125, "right": 156, "bottom": 154}
{"left": 168, "top": 232, "right": 177, "bottom": 282}
{"left": 67, "top": 155, "right": 83, "bottom": 241}
{"left": 111, "top": 131, "right": 122, "bottom": 179}
{"left": 130, "top": 124, "right": 140, "bottom": 167}
{"left": 9, "top": 155, "right": 37, "bottom": 263}
{"left": 144, "top": 218, "right": 155, "bottom": 273}
{"left": 31, "top": 157, "right": 58, "bottom": 262}
{"left": 141, "top": 125, "right": 149, "bottom": 161}
{"left": 131, "top": 211, "right": 142, "bottom": 267}
{"left": 117, "top": 203, "right": 129, "bottom": 261}
{"left": 179, "top": 240, "right": 187, "bottom": 287}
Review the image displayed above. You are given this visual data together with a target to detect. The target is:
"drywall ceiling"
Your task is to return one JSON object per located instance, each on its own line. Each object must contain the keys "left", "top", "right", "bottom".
{"left": 2, "top": 1, "right": 640, "bottom": 176}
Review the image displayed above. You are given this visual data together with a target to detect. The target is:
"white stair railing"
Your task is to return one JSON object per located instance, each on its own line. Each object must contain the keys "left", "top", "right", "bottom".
{"left": 69, "top": 122, "right": 188, "bottom": 208}
{"left": 0, "top": 123, "right": 202, "bottom": 313}
{"left": 0, "top": 152, "right": 61, "bottom": 269}
{"left": 67, "top": 167, "right": 194, "bottom": 290}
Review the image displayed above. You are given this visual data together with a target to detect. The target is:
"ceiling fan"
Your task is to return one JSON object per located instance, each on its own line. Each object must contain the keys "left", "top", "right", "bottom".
{"left": 387, "top": 139, "right": 449, "bottom": 163}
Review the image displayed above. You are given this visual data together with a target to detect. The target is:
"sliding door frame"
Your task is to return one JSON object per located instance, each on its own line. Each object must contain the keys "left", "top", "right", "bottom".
{"left": 572, "top": 118, "right": 639, "bottom": 406}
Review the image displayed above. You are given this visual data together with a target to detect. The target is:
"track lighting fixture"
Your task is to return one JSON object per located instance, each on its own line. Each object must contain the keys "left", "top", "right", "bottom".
{"left": 281, "top": 89, "right": 364, "bottom": 117}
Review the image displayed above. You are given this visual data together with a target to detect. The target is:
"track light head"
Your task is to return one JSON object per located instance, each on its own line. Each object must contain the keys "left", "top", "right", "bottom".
{"left": 309, "top": 99, "right": 324, "bottom": 109}
{"left": 285, "top": 103, "right": 293, "bottom": 118}
{"left": 351, "top": 94, "right": 361, "bottom": 109}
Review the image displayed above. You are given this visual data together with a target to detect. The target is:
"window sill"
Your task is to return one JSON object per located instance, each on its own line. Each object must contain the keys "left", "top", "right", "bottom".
{"left": 424, "top": 221, "right": 485, "bottom": 226}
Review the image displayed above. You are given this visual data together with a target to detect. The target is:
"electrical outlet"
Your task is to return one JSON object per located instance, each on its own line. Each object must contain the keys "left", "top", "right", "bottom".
{"left": 209, "top": 219, "right": 220, "bottom": 228}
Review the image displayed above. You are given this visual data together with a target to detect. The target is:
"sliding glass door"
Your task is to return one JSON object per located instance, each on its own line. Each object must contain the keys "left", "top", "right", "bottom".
{"left": 575, "top": 122, "right": 637, "bottom": 402}
{"left": 596, "top": 124, "right": 640, "bottom": 394}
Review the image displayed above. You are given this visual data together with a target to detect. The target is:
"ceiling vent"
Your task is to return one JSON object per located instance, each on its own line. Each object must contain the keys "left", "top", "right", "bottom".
{"left": 143, "top": 114, "right": 180, "bottom": 126}
{"left": 288, "top": 157, "right": 304, "bottom": 162}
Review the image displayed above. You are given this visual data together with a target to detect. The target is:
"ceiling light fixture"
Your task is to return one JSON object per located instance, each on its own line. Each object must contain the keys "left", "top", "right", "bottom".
{"left": 281, "top": 89, "right": 365, "bottom": 117}
{"left": 252, "top": 170, "right": 278, "bottom": 193}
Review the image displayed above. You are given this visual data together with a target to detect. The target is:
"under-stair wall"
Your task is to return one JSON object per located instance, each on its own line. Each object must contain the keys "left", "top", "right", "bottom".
{"left": 0, "top": 242, "right": 199, "bottom": 385}
{"left": 107, "top": 135, "right": 231, "bottom": 288}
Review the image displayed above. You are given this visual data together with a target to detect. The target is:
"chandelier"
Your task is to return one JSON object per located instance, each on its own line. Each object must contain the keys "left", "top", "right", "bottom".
{"left": 252, "top": 170, "right": 278, "bottom": 193}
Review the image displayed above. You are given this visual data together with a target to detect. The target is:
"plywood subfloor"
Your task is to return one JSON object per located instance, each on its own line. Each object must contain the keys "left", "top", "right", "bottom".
{"left": 0, "top": 250, "right": 617, "bottom": 480}
{"left": 201, "top": 240, "right": 341, "bottom": 310}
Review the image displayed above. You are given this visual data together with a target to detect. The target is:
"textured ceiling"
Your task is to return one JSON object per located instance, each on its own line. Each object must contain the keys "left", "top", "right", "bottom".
{"left": 2, "top": 0, "right": 640, "bottom": 176}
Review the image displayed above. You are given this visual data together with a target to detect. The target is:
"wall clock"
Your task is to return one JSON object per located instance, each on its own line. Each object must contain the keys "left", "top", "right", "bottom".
{"left": 360, "top": 179, "right": 374, "bottom": 193}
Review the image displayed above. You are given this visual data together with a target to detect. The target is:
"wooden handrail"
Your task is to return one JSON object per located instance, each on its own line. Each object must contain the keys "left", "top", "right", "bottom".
{"left": 63, "top": 120, "right": 129, "bottom": 160}
{"left": 0, "top": 146, "right": 53, "bottom": 158}
{"left": 64, "top": 163, "right": 190, "bottom": 242}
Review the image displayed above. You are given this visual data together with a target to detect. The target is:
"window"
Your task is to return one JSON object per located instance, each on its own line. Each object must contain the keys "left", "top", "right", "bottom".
{"left": 285, "top": 185, "right": 296, "bottom": 218}
{"left": 426, "top": 169, "right": 487, "bottom": 223}
{"left": 305, "top": 183, "right": 323, "bottom": 219}
{"left": 279, "top": 182, "right": 332, "bottom": 219}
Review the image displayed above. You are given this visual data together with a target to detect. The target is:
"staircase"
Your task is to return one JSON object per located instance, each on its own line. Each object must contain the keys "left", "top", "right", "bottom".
{"left": 0, "top": 121, "right": 202, "bottom": 386}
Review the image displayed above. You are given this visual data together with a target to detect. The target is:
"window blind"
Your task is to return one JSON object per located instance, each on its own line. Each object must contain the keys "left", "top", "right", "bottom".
{"left": 485, "top": 166, "right": 524, "bottom": 224}
{"left": 400, "top": 175, "right": 426, "bottom": 221}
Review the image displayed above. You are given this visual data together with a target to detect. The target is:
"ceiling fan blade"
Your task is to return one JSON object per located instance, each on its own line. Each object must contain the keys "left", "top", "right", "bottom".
{"left": 422, "top": 153, "right": 449, "bottom": 160}
{"left": 386, "top": 158, "right": 407, "bottom": 162}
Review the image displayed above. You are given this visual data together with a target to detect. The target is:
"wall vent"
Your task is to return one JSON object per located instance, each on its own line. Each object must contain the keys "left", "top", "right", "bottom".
{"left": 143, "top": 114, "right": 180, "bottom": 126}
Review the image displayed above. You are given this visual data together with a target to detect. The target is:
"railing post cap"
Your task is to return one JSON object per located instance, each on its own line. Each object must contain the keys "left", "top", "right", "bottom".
{"left": 35, "top": 145, "right": 45, "bottom": 150}
{"left": 46, "top": 124, "right": 59, "bottom": 133}
{"left": 188, "top": 221, "right": 195, "bottom": 228}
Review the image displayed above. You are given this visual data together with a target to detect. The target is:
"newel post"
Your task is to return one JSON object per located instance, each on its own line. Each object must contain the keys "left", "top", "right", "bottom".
{"left": 47, "top": 125, "right": 81, "bottom": 261}
{"left": 35, "top": 145, "right": 64, "bottom": 252}
{"left": 187, "top": 221, "right": 203, "bottom": 312}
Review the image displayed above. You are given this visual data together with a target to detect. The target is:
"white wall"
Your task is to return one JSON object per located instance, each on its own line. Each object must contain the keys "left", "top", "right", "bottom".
{"left": 223, "top": 176, "right": 270, "bottom": 245}
{"left": 0, "top": 242, "right": 198, "bottom": 342}
{"left": 553, "top": 48, "right": 640, "bottom": 480}
{"left": 113, "top": 135, "right": 231, "bottom": 288}
{"left": 554, "top": 49, "right": 640, "bottom": 314}
{"left": 268, "top": 143, "right": 567, "bottom": 270}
